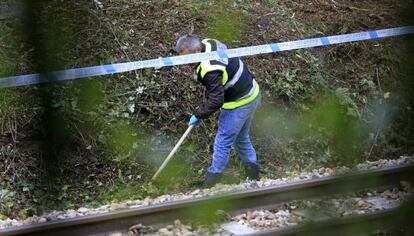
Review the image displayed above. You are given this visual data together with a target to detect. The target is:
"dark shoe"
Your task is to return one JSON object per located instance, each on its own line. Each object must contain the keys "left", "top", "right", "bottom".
{"left": 244, "top": 163, "right": 260, "bottom": 181}
{"left": 202, "top": 172, "right": 222, "bottom": 188}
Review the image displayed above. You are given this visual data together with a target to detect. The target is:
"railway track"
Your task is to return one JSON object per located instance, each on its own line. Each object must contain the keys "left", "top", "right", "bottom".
{"left": 0, "top": 163, "right": 413, "bottom": 236}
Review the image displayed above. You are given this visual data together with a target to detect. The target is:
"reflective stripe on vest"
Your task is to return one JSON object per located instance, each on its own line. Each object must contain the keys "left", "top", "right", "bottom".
{"left": 224, "top": 59, "right": 244, "bottom": 90}
{"left": 222, "top": 79, "right": 260, "bottom": 109}
{"left": 196, "top": 62, "right": 228, "bottom": 85}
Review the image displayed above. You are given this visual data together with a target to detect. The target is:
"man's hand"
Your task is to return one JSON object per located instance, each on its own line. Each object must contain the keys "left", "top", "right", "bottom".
{"left": 188, "top": 115, "right": 200, "bottom": 126}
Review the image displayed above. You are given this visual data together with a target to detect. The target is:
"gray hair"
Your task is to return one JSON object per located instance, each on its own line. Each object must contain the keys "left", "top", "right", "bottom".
{"left": 175, "top": 35, "right": 201, "bottom": 53}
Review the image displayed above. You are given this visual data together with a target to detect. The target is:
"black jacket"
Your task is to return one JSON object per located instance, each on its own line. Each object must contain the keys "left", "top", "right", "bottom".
{"left": 194, "top": 71, "right": 224, "bottom": 119}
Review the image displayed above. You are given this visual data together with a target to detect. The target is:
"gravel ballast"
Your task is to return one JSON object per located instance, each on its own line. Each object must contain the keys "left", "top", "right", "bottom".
{"left": 232, "top": 181, "right": 413, "bottom": 231}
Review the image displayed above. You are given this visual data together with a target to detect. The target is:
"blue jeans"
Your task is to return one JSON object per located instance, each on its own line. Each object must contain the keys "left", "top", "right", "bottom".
{"left": 208, "top": 93, "right": 261, "bottom": 174}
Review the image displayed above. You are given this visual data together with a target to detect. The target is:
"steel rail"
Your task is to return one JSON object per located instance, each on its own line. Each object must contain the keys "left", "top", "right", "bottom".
{"left": 1, "top": 163, "right": 413, "bottom": 236}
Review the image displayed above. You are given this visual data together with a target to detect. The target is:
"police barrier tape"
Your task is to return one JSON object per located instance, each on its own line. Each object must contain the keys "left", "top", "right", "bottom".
{"left": 1, "top": 26, "right": 414, "bottom": 88}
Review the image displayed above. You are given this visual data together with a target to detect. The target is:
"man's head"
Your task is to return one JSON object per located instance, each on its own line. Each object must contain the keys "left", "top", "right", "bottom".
{"left": 175, "top": 35, "right": 202, "bottom": 55}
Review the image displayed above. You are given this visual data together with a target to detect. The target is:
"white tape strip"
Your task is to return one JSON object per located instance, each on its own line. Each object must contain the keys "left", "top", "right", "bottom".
{"left": 1, "top": 26, "right": 413, "bottom": 88}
